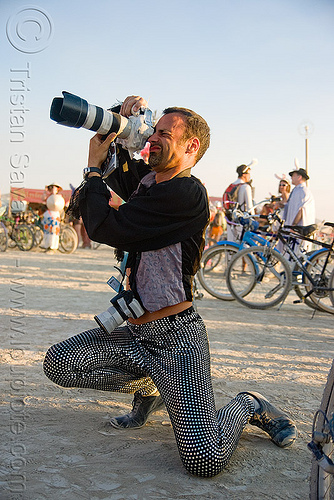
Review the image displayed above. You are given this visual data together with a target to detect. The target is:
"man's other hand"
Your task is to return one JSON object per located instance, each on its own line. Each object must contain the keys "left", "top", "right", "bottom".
{"left": 120, "top": 96, "right": 148, "bottom": 117}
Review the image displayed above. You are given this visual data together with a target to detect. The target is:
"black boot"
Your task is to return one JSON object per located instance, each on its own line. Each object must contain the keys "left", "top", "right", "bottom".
{"left": 239, "top": 391, "right": 297, "bottom": 448}
{"left": 109, "top": 394, "right": 164, "bottom": 429}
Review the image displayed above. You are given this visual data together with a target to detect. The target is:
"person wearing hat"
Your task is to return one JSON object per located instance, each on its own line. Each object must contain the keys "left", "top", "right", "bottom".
{"left": 47, "top": 182, "right": 62, "bottom": 192}
{"left": 42, "top": 182, "right": 62, "bottom": 202}
{"left": 40, "top": 182, "right": 65, "bottom": 252}
{"left": 283, "top": 168, "right": 315, "bottom": 253}
{"left": 225, "top": 163, "right": 255, "bottom": 242}
{"left": 283, "top": 168, "right": 315, "bottom": 227}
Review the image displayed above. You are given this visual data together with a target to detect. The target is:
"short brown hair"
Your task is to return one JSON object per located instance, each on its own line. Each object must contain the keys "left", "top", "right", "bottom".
{"left": 236, "top": 165, "right": 251, "bottom": 177}
{"left": 163, "top": 107, "right": 210, "bottom": 163}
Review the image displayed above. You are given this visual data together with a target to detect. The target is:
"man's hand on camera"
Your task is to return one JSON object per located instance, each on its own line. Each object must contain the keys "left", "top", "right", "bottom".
{"left": 120, "top": 96, "right": 148, "bottom": 117}
{"left": 87, "top": 132, "right": 117, "bottom": 170}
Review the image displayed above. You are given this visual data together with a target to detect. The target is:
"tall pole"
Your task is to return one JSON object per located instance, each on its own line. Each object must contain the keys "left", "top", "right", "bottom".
{"left": 305, "top": 137, "right": 308, "bottom": 171}
{"left": 298, "top": 121, "right": 313, "bottom": 186}
{"left": 305, "top": 129, "right": 309, "bottom": 186}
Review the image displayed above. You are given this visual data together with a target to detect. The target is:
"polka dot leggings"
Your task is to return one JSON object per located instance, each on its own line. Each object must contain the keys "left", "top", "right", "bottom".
{"left": 43, "top": 307, "right": 255, "bottom": 477}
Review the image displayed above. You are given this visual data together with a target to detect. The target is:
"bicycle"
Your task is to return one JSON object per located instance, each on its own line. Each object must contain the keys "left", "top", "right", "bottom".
{"left": 0, "top": 208, "right": 35, "bottom": 251}
{"left": 24, "top": 209, "right": 44, "bottom": 247}
{"left": 0, "top": 207, "right": 8, "bottom": 252}
{"left": 0, "top": 221, "right": 8, "bottom": 252}
{"left": 58, "top": 223, "right": 79, "bottom": 254}
{"left": 309, "top": 360, "right": 334, "bottom": 499}
{"left": 226, "top": 211, "right": 334, "bottom": 313}
{"left": 197, "top": 198, "right": 276, "bottom": 300}
{"left": 36, "top": 208, "right": 78, "bottom": 254}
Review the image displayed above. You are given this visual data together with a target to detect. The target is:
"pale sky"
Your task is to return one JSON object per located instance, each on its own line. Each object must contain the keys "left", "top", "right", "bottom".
{"left": 1, "top": 0, "right": 333, "bottom": 220}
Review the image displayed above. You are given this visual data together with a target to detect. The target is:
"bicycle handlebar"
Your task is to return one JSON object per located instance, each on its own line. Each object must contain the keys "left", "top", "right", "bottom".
{"left": 230, "top": 198, "right": 283, "bottom": 229}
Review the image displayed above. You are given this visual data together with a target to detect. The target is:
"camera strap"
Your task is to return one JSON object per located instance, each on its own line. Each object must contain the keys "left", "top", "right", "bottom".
{"left": 107, "top": 250, "right": 143, "bottom": 308}
{"left": 107, "top": 252, "right": 129, "bottom": 293}
{"left": 127, "top": 251, "right": 143, "bottom": 305}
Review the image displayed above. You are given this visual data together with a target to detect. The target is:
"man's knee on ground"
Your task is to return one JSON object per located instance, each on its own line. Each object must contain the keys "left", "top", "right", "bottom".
{"left": 181, "top": 447, "right": 226, "bottom": 478}
{"left": 43, "top": 343, "right": 66, "bottom": 385}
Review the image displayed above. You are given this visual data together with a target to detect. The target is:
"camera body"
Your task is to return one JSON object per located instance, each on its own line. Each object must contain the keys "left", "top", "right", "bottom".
{"left": 94, "top": 289, "right": 145, "bottom": 334}
{"left": 50, "top": 91, "right": 154, "bottom": 158}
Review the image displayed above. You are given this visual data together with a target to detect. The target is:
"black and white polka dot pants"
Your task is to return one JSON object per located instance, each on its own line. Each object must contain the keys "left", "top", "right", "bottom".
{"left": 43, "top": 307, "right": 254, "bottom": 477}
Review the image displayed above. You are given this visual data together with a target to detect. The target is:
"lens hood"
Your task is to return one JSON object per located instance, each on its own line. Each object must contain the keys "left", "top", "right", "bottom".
{"left": 50, "top": 91, "right": 89, "bottom": 128}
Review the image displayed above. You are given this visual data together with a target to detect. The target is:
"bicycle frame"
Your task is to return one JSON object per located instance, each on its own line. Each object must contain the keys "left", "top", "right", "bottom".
{"left": 207, "top": 215, "right": 281, "bottom": 283}
{"left": 209, "top": 196, "right": 282, "bottom": 251}
{"left": 214, "top": 227, "right": 270, "bottom": 251}
{"left": 213, "top": 233, "right": 288, "bottom": 297}
{"left": 276, "top": 230, "right": 334, "bottom": 299}
{"left": 199, "top": 202, "right": 287, "bottom": 302}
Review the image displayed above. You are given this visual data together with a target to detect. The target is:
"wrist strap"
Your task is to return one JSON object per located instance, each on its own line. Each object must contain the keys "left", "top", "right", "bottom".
{"left": 83, "top": 167, "right": 101, "bottom": 179}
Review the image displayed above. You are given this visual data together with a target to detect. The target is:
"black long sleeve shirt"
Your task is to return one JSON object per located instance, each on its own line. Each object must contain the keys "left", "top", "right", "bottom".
{"left": 79, "top": 146, "right": 210, "bottom": 310}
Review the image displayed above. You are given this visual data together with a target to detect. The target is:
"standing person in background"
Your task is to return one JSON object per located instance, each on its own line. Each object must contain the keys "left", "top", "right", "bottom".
{"left": 261, "top": 175, "right": 291, "bottom": 220}
{"left": 208, "top": 202, "right": 225, "bottom": 244}
{"left": 275, "top": 174, "right": 291, "bottom": 209}
{"left": 73, "top": 217, "right": 92, "bottom": 249}
{"left": 70, "top": 183, "right": 92, "bottom": 249}
{"left": 41, "top": 183, "right": 65, "bottom": 253}
{"left": 284, "top": 169, "right": 315, "bottom": 227}
{"left": 223, "top": 163, "right": 255, "bottom": 242}
{"left": 283, "top": 168, "right": 315, "bottom": 253}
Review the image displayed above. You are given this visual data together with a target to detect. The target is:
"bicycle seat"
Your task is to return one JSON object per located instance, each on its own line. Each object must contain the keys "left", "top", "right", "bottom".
{"left": 284, "top": 224, "right": 317, "bottom": 237}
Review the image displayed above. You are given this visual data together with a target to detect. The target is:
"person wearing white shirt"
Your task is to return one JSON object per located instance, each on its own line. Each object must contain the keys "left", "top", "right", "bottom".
{"left": 283, "top": 168, "right": 315, "bottom": 253}
{"left": 284, "top": 168, "right": 315, "bottom": 226}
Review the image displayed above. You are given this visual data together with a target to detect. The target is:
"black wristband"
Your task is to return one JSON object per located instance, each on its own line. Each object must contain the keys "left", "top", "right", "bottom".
{"left": 83, "top": 167, "right": 101, "bottom": 179}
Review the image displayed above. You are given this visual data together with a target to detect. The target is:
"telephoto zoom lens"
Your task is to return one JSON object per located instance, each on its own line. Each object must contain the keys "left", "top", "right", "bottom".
{"left": 50, "top": 91, "right": 132, "bottom": 138}
{"left": 94, "top": 290, "right": 145, "bottom": 334}
{"left": 94, "top": 306, "right": 126, "bottom": 335}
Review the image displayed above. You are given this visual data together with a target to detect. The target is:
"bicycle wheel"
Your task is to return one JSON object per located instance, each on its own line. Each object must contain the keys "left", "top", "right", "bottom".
{"left": 294, "top": 251, "right": 327, "bottom": 311}
{"left": 303, "top": 250, "right": 334, "bottom": 315}
{"left": 293, "top": 257, "right": 320, "bottom": 311}
{"left": 0, "top": 222, "right": 8, "bottom": 251}
{"left": 33, "top": 226, "right": 44, "bottom": 247}
{"left": 330, "top": 269, "right": 334, "bottom": 309}
{"left": 227, "top": 245, "right": 292, "bottom": 309}
{"left": 59, "top": 226, "right": 78, "bottom": 254}
{"left": 12, "top": 224, "right": 34, "bottom": 251}
{"left": 198, "top": 244, "right": 242, "bottom": 300}
{"left": 310, "top": 360, "right": 334, "bottom": 500}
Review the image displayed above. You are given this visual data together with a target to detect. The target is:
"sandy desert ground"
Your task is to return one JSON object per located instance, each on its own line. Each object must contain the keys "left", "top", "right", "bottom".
{"left": 1, "top": 245, "right": 334, "bottom": 500}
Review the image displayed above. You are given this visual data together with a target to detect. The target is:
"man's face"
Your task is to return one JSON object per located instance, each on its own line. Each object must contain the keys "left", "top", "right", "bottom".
{"left": 147, "top": 113, "right": 189, "bottom": 172}
{"left": 241, "top": 170, "right": 251, "bottom": 182}
{"left": 291, "top": 173, "right": 303, "bottom": 186}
